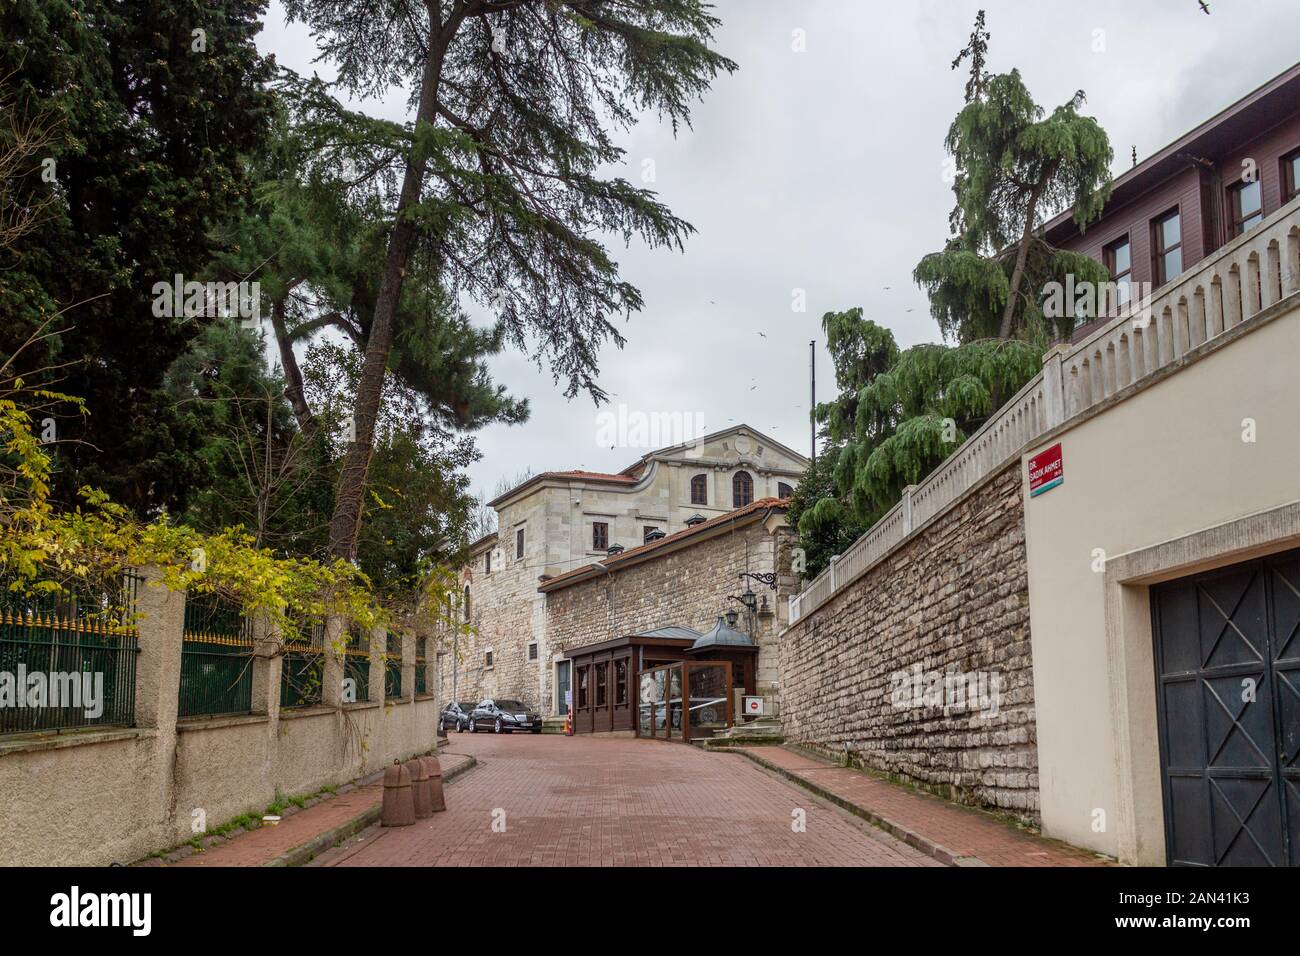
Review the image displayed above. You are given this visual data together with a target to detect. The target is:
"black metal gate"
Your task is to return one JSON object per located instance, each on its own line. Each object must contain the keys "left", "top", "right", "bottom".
{"left": 1152, "top": 548, "right": 1300, "bottom": 866}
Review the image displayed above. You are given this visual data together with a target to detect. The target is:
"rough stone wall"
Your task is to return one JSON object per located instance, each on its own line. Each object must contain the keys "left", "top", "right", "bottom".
{"left": 442, "top": 529, "right": 542, "bottom": 710}
{"left": 543, "top": 519, "right": 798, "bottom": 707}
{"left": 779, "top": 461, "right": 1038, "bottom": 822}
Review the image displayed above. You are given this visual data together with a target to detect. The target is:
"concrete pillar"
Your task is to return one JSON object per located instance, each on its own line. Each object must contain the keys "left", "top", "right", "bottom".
{"left": 321, "top": 613, "right": 345, "bottom": 708}
{"left": 401, "top": 631, "right": 415, "bottom": 703}
{"left": 901, "top": 485, "right": 916, "bottom": 535}
{"left": 250, "top": 613, "right": 282, "bottom": 719}
{"left": 1041, "top": 344, "right": 1068, "bottom": 429}
{"left": 131, "top": 566, "right": 185, "bottom": 847}
{"left": 133, "top": 566, "right": 184, "bottom": 731}
{"left": 368, "top": 623, "right": 386, "bottom": 703}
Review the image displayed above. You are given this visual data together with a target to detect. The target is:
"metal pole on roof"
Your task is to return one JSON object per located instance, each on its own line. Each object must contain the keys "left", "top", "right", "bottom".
{"left": 809, "top": 340, "right": 816, "bottom": 465}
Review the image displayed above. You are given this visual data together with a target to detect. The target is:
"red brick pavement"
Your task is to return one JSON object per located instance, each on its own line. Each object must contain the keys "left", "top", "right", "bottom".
{"left": 736, "top": 746, "right": 1110, "bottom": 867}
{"left": 309, "top": 733, "right": 943, "bottom": 867}
{"left": 169, "top": 753, "right": 473, "bottom": 867}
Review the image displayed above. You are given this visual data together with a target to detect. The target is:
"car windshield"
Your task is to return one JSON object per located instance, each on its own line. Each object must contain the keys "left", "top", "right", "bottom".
{"left": 459, "top": 703, "right": 476, "bottom": 711}
{"left": 495, "top": 700, "right": 526, "bottom": 711}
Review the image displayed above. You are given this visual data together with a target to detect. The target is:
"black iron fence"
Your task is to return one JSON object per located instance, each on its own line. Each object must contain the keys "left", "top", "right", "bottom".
{"left": 344, "top": 625, "right": 369, "bottom": 703}
{"left": 384, "top": 631, "right": 402, "bottom": 699}
{"left": 179, "top": 592, "right": 253, "bottom": 718}
{"left": 0, "top": 573, "right": 141, "bottom": 734}
{"left": 280, "top": 622, "right": 324, "bottom": 709}
{"left": 415, "top": 636, "right": 427, "bottom": 696}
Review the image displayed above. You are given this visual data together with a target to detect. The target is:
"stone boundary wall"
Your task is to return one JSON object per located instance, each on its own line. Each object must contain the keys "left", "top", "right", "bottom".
{"left": 0, "top": 572, "right": 441, "bottom": 866}
{"left": 544, "top": 518, "right": 798, "bottom": 699}
{"left": 778, "top": 461, "right": 1038, "bottom": 821}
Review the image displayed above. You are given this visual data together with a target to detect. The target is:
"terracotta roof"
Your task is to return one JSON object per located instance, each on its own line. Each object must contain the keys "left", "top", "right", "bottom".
{"left": 538, "top": 497, "right": 789, "bottom": 593}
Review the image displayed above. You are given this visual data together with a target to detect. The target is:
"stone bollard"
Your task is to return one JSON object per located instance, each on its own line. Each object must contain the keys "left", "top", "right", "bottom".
{"left": 381, "top": 761, "right": 416, "bottom": 827}
{"left": 423, "top": 755, "right": 446, "bottom": 813}
{"left": 406, "top": 757, "right": 432, "bottom": 819}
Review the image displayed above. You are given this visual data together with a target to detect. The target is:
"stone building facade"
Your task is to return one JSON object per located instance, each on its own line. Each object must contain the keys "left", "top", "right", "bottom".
{"left": 778, "top": 461, "right": 1038, "bottom": 822}
{"left": 438, "top": 426, "right": 807, "bottom": 715}
{"left": 540, "top": 498, "right": 799, "bottom": 714}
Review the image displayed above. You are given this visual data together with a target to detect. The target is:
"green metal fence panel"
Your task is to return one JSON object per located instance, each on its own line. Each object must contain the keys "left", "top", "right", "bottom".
{"left": 344, "top": 622, "right": 370, "bottom": 702}
{"left": 179, "top": 592, "right": 253, "bottom": 718}
{"left": 280, "top": 650, "right": 322, "bottom": 708}
{"left": 384, "top": 631, "right": 402, "bottom": 698}
{"left": 280, "top": 622, "right": 324, "bottom": 708}
{"left": 0, "top": 573, "right": 141, "bottom": 735}
{"left": 344, "top": 653, "right": 370, "bottom": 702}
{"left": 384, "top": 656, "right": 402, "bottom": 698}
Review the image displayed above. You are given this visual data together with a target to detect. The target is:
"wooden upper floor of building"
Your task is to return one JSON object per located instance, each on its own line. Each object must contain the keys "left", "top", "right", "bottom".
{"left": 1049, "top": 60, "right": 1300, "bottom": 342}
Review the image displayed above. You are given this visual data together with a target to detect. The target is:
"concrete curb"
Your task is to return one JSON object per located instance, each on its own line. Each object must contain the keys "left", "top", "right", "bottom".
{"left": 725, "top": 747, "right": 983, "bottom": 868}
{"left": 264, "top": 754, "right": 478, "bottom": 867}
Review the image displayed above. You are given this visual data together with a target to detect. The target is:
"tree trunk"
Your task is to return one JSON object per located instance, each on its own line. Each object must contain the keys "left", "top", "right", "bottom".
{"left": 269, "top": 292, "right": 318, "bottom": 442}
{"left": 998, "top": 189, "right": 1041, "bottom": 340}
{"left": 326, "top": 12, "right": 455, "bottom": 561}
{"left": 999, "top": 166, "right": 1059, "bottom": 341}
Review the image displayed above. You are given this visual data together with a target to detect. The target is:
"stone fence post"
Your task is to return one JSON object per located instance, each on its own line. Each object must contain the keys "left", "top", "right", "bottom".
{"left": 250, "top": 613, "right": 282, "bottom": 719}
{"left": 1041, "top": 344, "right": 1069, "bottom": 430}
{"left": 133, "top": 565, "right": 184, "bottom": 733}
{"left": 401, "top": 631, "right": 416, "bottom": 703}
{"left": 322, "top": 613, "right": 345, "bottom": 707}
{"left": 368, "top": 623, "right": 386, "bottom": 703}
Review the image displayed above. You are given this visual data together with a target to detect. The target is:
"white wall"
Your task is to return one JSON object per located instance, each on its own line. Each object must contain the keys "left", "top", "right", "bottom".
{"left": 1022, "top": 300, "right": 1300, "bottom": 859}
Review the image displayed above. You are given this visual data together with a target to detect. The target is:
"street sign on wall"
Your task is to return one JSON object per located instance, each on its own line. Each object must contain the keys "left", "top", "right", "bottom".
{"left": 1028, "top": 443, "right": 1063, "bottom": 498}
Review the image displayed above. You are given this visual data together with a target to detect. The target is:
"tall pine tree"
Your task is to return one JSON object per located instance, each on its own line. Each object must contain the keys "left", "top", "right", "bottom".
{"left": 279, "top": 0, "right": 737, "bottom": 561}
{"left": 914, "top": 10, "right": 1113, "bottom": 343}
{"left": 0, "top": 0, "right": 275, "bottom": 515}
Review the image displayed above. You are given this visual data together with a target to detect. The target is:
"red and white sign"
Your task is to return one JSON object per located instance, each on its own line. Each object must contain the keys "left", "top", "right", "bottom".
{"left": 1028, "top": 443, "right": 1064, "bottom": 498}
{"left": 742, "top": 695, "right": 765, "bottom": 716}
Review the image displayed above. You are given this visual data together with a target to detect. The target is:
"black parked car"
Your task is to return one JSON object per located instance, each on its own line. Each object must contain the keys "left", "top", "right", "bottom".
{"left": 439, "top": 702, "right": 477, "bottom": 733}
{"left": 468, "top": 698, "right": 542, "bottom": 734}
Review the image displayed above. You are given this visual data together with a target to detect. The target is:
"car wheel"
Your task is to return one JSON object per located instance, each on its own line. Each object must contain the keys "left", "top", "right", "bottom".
{"left": 494, "top": 718, "right": 502, "bottom": 734}
{"left": 457, "top": 719, "right": 466, "bottom": 733}
{"left": 468, "top": 718, "right": 476, "bottom": 733}
{"left": 438, "top": 717, "right": 445, "bottom": 732}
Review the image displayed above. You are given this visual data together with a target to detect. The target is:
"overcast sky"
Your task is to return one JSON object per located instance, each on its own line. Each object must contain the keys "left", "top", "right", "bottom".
{"left": 257, "top": 0, "right": 1300, "bottom": 502}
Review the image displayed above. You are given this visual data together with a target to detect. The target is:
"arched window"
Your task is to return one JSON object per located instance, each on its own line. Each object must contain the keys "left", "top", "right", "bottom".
{"left": 733, "top": 470, "right": 753, "bottom": 508}
{"left": 690, "top": 473, "right": 708, "bottom": 505}
{"left": 778, "top": 481, "right": 794, "bottom": 499}
{"left": 463, "top": 584, "right": 471, "bottom": 622}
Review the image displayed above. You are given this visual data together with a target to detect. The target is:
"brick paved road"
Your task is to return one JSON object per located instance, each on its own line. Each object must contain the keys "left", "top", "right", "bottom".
{"left": 311, "top": 733, "right": 942, "bottom": 867}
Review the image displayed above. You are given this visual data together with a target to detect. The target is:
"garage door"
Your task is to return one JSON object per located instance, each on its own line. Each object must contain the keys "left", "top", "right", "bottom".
{"left": 1152, "top": 549, "right": 1300, "bottom": 866}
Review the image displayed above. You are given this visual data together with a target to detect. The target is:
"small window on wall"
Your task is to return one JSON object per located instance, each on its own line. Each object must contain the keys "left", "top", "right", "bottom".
{"left": 592, "top": 521, "right": 608, "bottom": 551}
{"left": 515, "top": 526, "right": 525, "bottom": 560}
{"left": 1103, "top": 235, "right": 1132, "bottom": 312}
{"left": 485, "top": 650, "right": 494, "bottom": 669}
{"left": 1152, "top": 209, "right": 1183, "bottom": 286}
{"left": 1229, "top": 178, "right": 1263, "bottom": 236}
{"left": 615, "top": 659, "right": 628, "bottom": 705}
{"left": 733, "top": 470, "right": 753, "bottom": 507}
{"left": 463, "top": 584, "right": 471, "bottom": 622}
{"left": 484, "top": 550, "right": 491, "bottom": 574}
{"left": 528, "top": 642, "right": 538, "bottom": 661}
{"left": 778, "top": 481, "right": 793, "bottom": 499}
{"left": 1284, "top": 149, "right": 1300, "bottom": 204}
{"left": 577, "top": 666, "right": 588, "bottom": 708}
{"left": 690, "top": 474, "right": 708, "bottom": 505}
{"left": 595, "top": 663, "right": 607, "bottom": 706}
